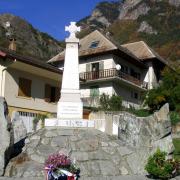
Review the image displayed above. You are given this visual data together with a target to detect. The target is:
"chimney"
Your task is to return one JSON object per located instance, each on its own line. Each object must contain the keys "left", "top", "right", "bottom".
{"left": 9, "top": 38, "right": 16, "bottom": 51}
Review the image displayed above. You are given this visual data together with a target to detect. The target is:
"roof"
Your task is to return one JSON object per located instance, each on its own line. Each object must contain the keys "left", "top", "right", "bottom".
{"left": 48, "top": 30, "right": 117, "bottom": 63}
{"left": 122, "top": 41, "right": 168, "bottom": 65}
{"left": 48, "top": 30, "right": 146, "bottom": 68}
{"left": 0, "top": 47, "right": 62, "bottom": 74}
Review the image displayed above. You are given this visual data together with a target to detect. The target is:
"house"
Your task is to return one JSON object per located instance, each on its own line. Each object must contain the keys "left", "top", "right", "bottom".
{"left": 48, "top": 30, "right": 167, "bottom": 109}
{"left": 0, "top": 47, "right": 62, "bottom": 119}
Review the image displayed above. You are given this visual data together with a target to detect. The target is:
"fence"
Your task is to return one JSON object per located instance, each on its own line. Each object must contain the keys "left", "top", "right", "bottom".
{"left": 18, "top": 111, "right": 38, "bottom": 133}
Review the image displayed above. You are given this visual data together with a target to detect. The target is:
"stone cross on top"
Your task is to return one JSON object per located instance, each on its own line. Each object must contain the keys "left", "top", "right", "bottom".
{"left": 65, "top": 22, "right": 81, "bottom": 39}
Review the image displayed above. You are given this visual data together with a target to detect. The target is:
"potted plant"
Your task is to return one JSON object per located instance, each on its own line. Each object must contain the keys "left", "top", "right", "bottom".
{"left": 45, "top": 152, "right": 80, "bottom": 180}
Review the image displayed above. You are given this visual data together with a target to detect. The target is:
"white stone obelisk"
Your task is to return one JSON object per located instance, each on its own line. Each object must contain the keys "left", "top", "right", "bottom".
{"left": 57, "top": 22, "right": 83, "bottom": 120}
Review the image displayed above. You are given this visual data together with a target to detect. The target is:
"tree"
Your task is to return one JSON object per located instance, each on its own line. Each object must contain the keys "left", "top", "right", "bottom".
{"left": 144, "top": 66, "right": 180, "bottom": 112}
{"left": 99, "top": 93, "right": 122, "bottom": 111}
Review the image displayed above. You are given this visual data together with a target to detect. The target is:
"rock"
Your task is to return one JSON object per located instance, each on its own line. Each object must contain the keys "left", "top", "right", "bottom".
{"left": 86, "top": 161, "right": 101, "bottom": 176}
{"left": 138, "top": 21, "right": 157, "bottom": 35}
{"left": 117, "top": 146, "right": 133, "bottom": 157}
{"left": 45, "top": 130, "right": 58, "bottom": 137}
{"left": 30, "top": 154, "right": 45, "bottom": 164}
{"left": 101, "top": 142, "right": 109, "bottom": 147}
{"left": 119, "top": 0, "right": 150, "bottom": 20}
{"left": 0, "top": 97, "right": 12, "bottom": 176}
{"left": 89, "top": 9, "right": 110, "bottom": 27}
{"left": 102, "top": 147, "right": 117, "bottom": 155}
{"left": 11, "top": 111, "right": 27, "bottom": 144}
{"left": 3, "top": 114, "right": 174, "bottom": 179}
{"left": 120, "top": 166, "right": 129, "bottom": 175}
{"left": 71, "top": 151, "right": 89, "bottom": 162}
{"left": 99, "top": 161, "right": 119, "bottom": 176}
{"left": 118, "top": 103, "right": 174, "bottom": 154}
{"left": 41, "top": 138, "right": 50, "bottom": 145}
{"left": 50, "top": 136, "right": 68, "bottom": 147}
{"left": 88, "top": 150, "right": 110, "bottom": 160}
{"left": 76, "top": 139, "right": 99, "bottom": 152}
{"left": 154, "top": 103, "right": 169, "bottom": 122}
{"left": 126, "top": 148, "right": 150, "bottom": 175}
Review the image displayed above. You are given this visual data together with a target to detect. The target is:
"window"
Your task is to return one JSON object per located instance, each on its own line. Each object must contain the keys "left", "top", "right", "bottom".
{"left": 131, "top": 91, "right": 139, "bottom": 99}
{"left": 90, "top": 86, "right": 99, "bottom": 97}
{"left": 45, "top": 84, "right": 60, "bottom": 103}
{"left": 130, "top": 68, "right": 141, "bottom": 80}
{"left": 92, "top": 63, "right": 100, "bottom": 79}
{"left": 92, "top": 63, "right": 99, "bottom": 72}
{"left": 121, "top": 65, "right": 128, "bottom": 74}
{"left": 18, "top": 78, "right": 32, "bottom": 97}
{"left": 89, "top": 41, "right": 100, "bottom": 49}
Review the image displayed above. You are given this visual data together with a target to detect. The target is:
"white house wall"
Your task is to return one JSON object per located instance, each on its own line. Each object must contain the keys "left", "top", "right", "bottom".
{"left": 79, "top": 54, "right": 114, "bottom": 73}
{"left": 114, "top": 55, "right": 146, "bottom": 81}
{"left": 4, "top": 68, "right": 59, "bottom": 113}
{"left": 144, "top": 61, "right": 157, "bottom": 89}
{"left": 80, "top": 82, "right": 114, "bottom": 98}
{"left": 113, "top": 82, "right": 141, "bottom": 108}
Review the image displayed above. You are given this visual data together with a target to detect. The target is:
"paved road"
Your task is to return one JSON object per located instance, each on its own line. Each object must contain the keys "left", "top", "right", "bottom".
{"left": 0, "top": 176, "right": 180, "bottom": 180}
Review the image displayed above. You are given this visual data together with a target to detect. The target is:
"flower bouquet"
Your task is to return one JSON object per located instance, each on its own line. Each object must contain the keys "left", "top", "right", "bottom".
{"left": 45, "top": 152, "right": 80, "bottom": 180}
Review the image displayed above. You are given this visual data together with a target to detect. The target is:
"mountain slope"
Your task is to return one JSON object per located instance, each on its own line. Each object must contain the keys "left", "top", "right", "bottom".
{"left": 78, "top": 0, "right": 180, "bottom": 62}
{"left": 0, "top": 14, "right": 64, "bottom": 61}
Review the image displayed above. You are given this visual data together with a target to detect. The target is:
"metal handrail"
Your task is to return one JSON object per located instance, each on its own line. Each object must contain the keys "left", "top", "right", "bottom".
{"left": 80, "top": 68, "right": 147, "bottom": 88}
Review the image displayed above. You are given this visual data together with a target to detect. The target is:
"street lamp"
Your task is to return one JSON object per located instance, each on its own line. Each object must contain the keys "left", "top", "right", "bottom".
{"left": 116, "top": 64, "right": 121, "bottom": 71}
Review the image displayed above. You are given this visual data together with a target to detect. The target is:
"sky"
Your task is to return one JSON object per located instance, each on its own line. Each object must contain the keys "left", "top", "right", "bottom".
{"left": 0, "top": 0, "right": 106, "bottom": 40}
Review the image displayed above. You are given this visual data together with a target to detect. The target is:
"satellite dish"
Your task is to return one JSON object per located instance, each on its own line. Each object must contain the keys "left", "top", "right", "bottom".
{"left": 116, "top": 64, "right": 121, "bottom": 71}
{"left": 5, "top": 21, "right": 11, "bottom": 28}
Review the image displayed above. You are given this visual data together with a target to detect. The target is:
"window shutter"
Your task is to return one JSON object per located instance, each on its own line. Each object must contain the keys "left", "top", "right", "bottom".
{"left": 18, "top": 78, "right": 31, "bottom": 97}
{"left": 55, "top": 87, "right": 60, "bottom": 102}
{"left": 99, "top": 61, "right": 104, "bottom": 70}
{"left": 86, "top": 63, "right": 91, "bottom": 72}
{"left": 90, "top": 86, "right": 99, "bottom": 97}
{"left": 44, "top": 84, "right": 51, "bottom": 102}
{"left": 18, "top": 78, "right": 24, "bottom": 97}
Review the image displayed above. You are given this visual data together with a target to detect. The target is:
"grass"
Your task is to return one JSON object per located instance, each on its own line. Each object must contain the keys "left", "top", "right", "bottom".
{"left": 173, "top": 138, "right": 180, "bottom": 161}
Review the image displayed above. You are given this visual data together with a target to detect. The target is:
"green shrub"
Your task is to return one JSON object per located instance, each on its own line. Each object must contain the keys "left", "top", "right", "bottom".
{"left": 128, "top": 108, "right": 151, "bottom": 117}
{"left": 170, "top": 111, "right": 180, "bottom": 126}
{"left": 145, "top": 149, "right": 179, "bottom": 179}
{"left": 109, "top": 94, "right": 122, "bottom": 111}
{"left": 99, "top": 93, "right": 110, "bottom": 111}
{"left": 99, "top": 93, "right": 122, "bottom": 111}
{"left": 144, "top": 67, "right": 180, "bottom": 112}
{"left": 173, "top": 138, "right": 180, "bottom": 161}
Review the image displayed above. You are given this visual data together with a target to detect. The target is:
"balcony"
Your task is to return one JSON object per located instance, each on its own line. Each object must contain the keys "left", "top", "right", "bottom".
{"left": 80, "top": 68, "right": 148, "bottom": 89}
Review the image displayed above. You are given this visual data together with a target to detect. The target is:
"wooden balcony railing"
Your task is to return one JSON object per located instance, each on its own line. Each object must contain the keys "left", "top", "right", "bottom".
{"left": 80, "top": 68, "right": 148, "bottom": 89}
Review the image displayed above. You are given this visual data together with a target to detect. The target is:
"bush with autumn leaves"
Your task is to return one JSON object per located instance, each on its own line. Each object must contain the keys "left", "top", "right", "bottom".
{"left": 144, "top": 66, "right": 180, "bottom": 125}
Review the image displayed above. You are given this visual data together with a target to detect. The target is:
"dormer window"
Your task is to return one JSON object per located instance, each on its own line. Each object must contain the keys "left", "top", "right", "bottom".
{"left": 89, "top": 41, "right": 100, "bottom": 49}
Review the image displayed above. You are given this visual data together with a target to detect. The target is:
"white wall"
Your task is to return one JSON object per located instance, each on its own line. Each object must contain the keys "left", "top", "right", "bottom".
{"left": 80, "top": 82, "right": 114, "bottom": 98}
{"left": 113, "top": 83, "right": 141, "bottom": 108}
{"left": 4, "top": 68, "right": 59, "bottom": 113}
{"left": 114, "top": 55, "right": 146, "bottom": 81}
{"left": 79, "top": 54, "right": 114, "bottom": 73}
{"left": 144, "top": 62, "right": 157, "bottom": 89}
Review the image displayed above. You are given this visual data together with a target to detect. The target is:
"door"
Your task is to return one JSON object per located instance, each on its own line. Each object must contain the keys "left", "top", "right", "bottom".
{"left": 92, "top": 63, "right": 99, "bottom": 79}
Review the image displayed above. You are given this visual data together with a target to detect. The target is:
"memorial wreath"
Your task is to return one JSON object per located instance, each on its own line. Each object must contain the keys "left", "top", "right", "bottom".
{"left": 45, "top": 152, "right": 80, "bottom": 180}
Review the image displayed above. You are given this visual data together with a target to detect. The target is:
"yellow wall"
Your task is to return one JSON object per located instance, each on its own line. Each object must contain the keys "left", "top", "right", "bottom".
{"left": 4, "top": 67, "right": 61, "bottom": 115}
